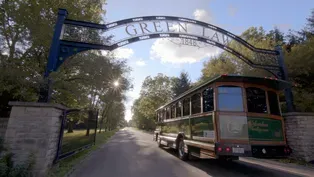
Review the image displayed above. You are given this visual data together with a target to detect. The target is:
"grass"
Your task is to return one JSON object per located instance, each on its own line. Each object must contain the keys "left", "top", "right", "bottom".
{"left": 48, "top": 129, "right": 118, "bottom": 177}
{"left": 61, "top": 130, "right": 96, "bottom": 153}
{"left": 134, "top": 127, "right": 154, "bottom": 134}
{"left": 275, "top": 158, "right": 314, "bottom": 167}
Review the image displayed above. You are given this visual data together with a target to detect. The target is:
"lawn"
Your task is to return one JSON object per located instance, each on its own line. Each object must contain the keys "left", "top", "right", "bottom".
{"left": 61, "top": 130, "right": 96, "bottom": 154}
{"left": 48, "top": 129, "right": 118, "bottom": 177}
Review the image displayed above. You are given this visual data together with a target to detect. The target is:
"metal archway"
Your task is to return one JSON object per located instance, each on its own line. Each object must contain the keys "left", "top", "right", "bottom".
{"left": 40, "top": 8, "right": 294, "bottom": 112}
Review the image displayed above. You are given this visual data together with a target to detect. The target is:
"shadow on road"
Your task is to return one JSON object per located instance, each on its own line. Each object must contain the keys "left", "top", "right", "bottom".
{"left": 71, "top": 129, "right": 303, "bottom": 177}
{"left": 159, "top": 146, "right": 302, "bottom": 177}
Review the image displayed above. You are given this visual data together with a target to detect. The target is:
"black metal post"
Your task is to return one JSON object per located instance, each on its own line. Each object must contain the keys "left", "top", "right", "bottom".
{"left": 38, "top": 9, "right": 68, "bottom": 102}
{"left": 276, "top": 45, "right": 295, "bottom": 112}
{"left": 54, "top": 110, "right": 67, "bottom": 164}
{"left": 94, "top": 110, "right": 99, "bottom": 145}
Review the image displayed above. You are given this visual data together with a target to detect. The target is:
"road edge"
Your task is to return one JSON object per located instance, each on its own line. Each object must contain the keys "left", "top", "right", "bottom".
{"left": 240, "top": 157, "right": 314, "bottom": 177}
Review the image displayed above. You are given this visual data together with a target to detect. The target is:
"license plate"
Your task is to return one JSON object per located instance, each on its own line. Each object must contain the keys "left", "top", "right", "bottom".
{"left": 232, "top": 147, "right": 244, "bottom": 153}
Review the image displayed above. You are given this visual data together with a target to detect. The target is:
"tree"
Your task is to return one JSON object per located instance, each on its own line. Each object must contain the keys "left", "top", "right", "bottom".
{"left": 0, "top": 0, "right": 107, "bottom": 111}
{"left": 0, "top": 0, "right": 132, "bottom": 134}
{"left": 285, "top": 37, "right": 314, "bottom": 111}
{"left": 132, "top": 74, "right": 173, "bottom": 130}
{"left": 200, "top": 26, "right": 286, "bottom": 81}
{"left": 171, "top": 71, "right": 191, "bottom": 97}
{"left": 128, "top": 119, "right": 136, "bottom": 127}
{"left": 298, "top": 9, "right": 314, "bottom": 41}
{"left": 199, "top": 9, "right": 314, "bottom": 112}
{"left": 200, "top": 54, "right": 238, "bottom": 82}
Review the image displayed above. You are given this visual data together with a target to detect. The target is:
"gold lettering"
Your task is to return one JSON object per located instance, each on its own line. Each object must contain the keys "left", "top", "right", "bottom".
{"left": 178, "top": 23, "right": 187, "bottom": 33}
{"left": 139, "top": 22, "right": 152, "bottom": 34}
{"left": 166, "top": 21, "right": 176, "bottom": 32}
{"left": 125, "top": 25, "right": 137, "bottom": 36}
{"left": 153, "top": 21, "right": 163, "bottom": 32}
{"left": 249, "top": 120, "right": 270, "bottom": 133}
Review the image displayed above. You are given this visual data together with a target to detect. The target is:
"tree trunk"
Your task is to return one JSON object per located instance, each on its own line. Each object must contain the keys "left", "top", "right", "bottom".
{"left": 85, "top": 110, "right": 92, "bottom": 136}
{"left": 86, "top": 127, "right": 90, "bottom": 136}
{"left": 98, "top": 124, "right": 102, "bottom": 133}
{"left": 98, "top": 116, "right": 104, "bottom": 133}
{"left": 67, "top": 121, "right": 74, "bottom": 133}
{"left": 86, "top": 116, "right": 90, "bottom": 136}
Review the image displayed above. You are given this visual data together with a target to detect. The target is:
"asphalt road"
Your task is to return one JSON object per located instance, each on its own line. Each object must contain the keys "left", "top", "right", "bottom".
{"left": 71, "top": 128, "right": 305, "bottom": 177}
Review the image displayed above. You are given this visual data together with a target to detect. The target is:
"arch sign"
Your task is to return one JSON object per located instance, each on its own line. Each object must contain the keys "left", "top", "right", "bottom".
{"left": 40, "top": 8, "right": 294, "bottom": 111}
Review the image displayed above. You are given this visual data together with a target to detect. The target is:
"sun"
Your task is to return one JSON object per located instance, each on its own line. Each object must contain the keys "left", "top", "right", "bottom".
{"left": 113, "top": 81, "right": 119, "bottom": 87}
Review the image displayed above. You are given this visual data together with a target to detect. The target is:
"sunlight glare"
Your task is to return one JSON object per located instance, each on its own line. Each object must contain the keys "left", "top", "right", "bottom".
{"left": 113, "top": 81, "right": 119, "bottom": 87}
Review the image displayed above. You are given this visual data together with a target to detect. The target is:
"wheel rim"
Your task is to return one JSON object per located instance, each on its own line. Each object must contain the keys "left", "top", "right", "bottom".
{"left": 179, "top": 141, "right": 185, "bottom": 157}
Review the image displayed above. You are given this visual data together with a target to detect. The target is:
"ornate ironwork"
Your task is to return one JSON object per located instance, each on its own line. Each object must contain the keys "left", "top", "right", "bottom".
{"left": 56, "top": 10, "right": 282, "bottom": 78}
{"left": 41, "top": 8, "right": 295, "bottom": 112}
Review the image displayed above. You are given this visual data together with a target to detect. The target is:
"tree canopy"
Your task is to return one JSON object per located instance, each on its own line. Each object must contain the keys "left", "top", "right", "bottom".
{"left": 131, "top": 72, "right": 192, "bottom": 130}
{"left": 171, "top": 71, "right": 191, "bottom": 97}
{"left": 200, "top": 9, "right": 314, "bottom": 112}
{"left": 131, "top": 9, "right": 314, "bottom": 130}
{"left": 0, "top": 0, "right": 130, "bottom": 131}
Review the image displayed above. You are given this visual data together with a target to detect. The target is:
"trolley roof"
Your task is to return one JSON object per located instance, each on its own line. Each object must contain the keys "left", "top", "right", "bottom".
{"left": 156, "top": 74, "right": 291, "bottom": 111}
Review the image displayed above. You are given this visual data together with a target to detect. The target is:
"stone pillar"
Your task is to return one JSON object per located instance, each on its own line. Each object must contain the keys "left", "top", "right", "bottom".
{"left": 4, "top": 102, "right": 67, "bottom": 177}
{"left": 0, "top": 118, "right": 9, "bottom": 138}
{"left": 283, "top": 112, "right": 314, "bottom": 162}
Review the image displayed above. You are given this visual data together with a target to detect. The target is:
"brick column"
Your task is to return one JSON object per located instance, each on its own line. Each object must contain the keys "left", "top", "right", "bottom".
{"left": 283, "top": 112, "right": 314, "bottom": 162}
{"left": 4, "top": 102, "right": 67, "bottom": 177}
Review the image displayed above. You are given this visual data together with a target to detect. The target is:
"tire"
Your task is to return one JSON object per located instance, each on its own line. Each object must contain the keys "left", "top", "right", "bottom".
{"left": 178, "top": 138, "right": 189, "bottom": 161}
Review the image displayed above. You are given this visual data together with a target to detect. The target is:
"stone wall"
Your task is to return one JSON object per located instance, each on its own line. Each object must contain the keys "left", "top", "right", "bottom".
{"left": 283, "top": 112, "right": 314, "bottom": 162}
{"left": 4, "top": 102, "right": 67, "bottom": 177}
{"left": 0, "top": 118, "right": 9, "bottom": 138}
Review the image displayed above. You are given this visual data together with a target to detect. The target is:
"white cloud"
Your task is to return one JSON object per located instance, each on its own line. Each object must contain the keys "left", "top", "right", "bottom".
{"left": 101, "top": 47, "right": 134, "bottom": 59}
{"left": 150, "top": 39, "right": 219, "bottom": 64}
{"left": 193, "top": 9, "right": 213, "bottom": 22}
{"left": 135, "top": 59, "right": 146, "bottom": 66}
{"left": 126, "top": 89, "right": 140, "bottom": 100}
{"left": 149, "top": 9, "right": 220, "bottom": 64}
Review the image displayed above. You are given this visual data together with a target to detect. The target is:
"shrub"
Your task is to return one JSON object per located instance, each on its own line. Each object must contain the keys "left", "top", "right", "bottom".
{"left": 0, "top": 138, "right": 34, "bottom": 177}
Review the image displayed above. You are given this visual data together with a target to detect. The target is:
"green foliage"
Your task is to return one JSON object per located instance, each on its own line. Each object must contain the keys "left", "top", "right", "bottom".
{"left": 285, "top": 38, "right": 314, "bottom": 111}
{"left": 199, "top": 10, "right": 314, "bottom": 112}
{"left": 277, "top": 158, "right": 313, "bottom": 166}
{"left": 132, "top": 74, "right": 173, "bottom": 130}
{"left": 200, "top": 26, "right": 281, "bottom": 83}
{"left": 297, "top": 9, "right": 314, "bottom": 41}
{"left": 0, "top": 138, "right": 34, "bottom": 177}
{"left": 0, "top": 0, "right": 106, "bottom": 103}
{"left": 0, "top": 0, "right": 130, "bottom": 131}
{"left": 200, "top": 54, "right": 238, "bottom": 81}
{"left": 48, "top": 129, "right": 118, "bottom": 177}
{"left": 61, "top": 130, "right": 96, "bottom": 153}
{"left": 171, "top": 71, "right": 191, "bottom": 97}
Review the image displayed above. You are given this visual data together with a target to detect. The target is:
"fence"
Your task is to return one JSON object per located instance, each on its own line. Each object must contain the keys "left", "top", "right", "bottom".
{"left": 54, "top": 109, "right": 98, "bottom": 163}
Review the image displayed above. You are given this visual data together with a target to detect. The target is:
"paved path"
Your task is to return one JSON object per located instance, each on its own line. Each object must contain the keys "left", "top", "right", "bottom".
{"left": 71, "top": 128, "right": 312, "bottom": 177}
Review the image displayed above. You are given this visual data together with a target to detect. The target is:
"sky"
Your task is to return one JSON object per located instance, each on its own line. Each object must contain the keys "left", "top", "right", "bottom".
{"left": 102, "top": 0, "right": 313, "bottom": 121}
